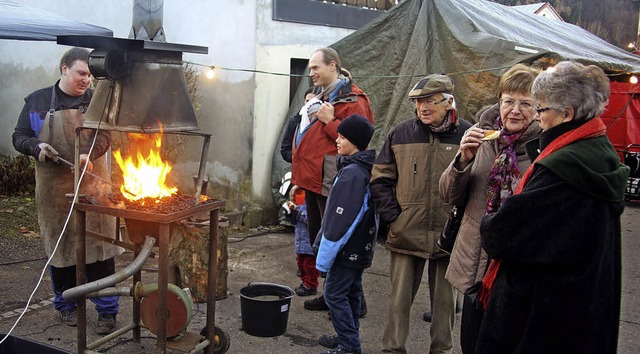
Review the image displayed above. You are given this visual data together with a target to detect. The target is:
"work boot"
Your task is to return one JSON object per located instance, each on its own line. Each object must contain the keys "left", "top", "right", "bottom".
{"left": 318, "top": 334, "right": 339, "bottom": 349}
{"left": 96, "top": 313, "right": 117, "bottom": 335}
{"left": 304, "top": 295, "right": 328, "bottom": 311}
{"left": 59, "top": 308, "right": 77, "bottom": 327}
{"left": 295, "top": 284, "right": 318, "bottom": 297}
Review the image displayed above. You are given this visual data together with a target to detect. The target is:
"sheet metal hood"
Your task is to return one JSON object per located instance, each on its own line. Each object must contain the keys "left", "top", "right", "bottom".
{"left": 57, "top": 35, "right": 208, "bottom": 133}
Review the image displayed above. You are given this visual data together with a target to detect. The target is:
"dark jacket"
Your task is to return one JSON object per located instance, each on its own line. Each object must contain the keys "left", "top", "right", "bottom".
{"left": 12, "top": 82, "right": 110, "bottom": 160}
{"left": 477, "top": 121, "right": 629, "bottom": 354}
{"left": 291, "top": 80, "right": 373, "bottom": 196}
{"left": 280, "top": 113, "right": 301, "bottom": 163}
{"left": 316, "top": 150, "right": 378, "bottom": 272}
{"left": 371, "top": 111, "right": 472, "bottom": 259}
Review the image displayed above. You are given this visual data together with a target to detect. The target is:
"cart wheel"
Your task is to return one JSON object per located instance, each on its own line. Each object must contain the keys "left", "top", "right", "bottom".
{"left": 200, "top": 325, "right": 231, "bottom": 354}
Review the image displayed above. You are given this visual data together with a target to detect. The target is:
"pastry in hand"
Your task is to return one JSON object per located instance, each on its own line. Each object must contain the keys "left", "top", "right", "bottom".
{"left": 481, "top": 130, "right": 500, "bottom": 141}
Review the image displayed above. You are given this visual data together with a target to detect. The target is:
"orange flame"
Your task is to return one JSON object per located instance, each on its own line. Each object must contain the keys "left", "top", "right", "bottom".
{"left": 113, "top": 128, "right": 177, "bottom": 201}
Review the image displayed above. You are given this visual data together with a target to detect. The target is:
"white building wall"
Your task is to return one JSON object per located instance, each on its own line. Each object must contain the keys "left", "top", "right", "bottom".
{"left": 252, "top": 0, "right": 355, "bottom": 203}
{"left": 0, "top": 0, "right": 356, "bottom": 215}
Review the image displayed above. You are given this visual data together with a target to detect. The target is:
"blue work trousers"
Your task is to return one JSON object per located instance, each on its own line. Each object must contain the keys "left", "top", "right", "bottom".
{"left": 50, "top": 258, "right": 119, "bottom": 315}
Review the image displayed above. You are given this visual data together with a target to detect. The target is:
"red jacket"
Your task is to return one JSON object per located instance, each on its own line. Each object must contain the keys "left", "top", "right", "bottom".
{"left": 291, "top": 82, "right": 374, "bottom": 195}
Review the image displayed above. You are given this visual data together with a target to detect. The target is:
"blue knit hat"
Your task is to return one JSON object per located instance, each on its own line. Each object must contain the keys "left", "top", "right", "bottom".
{"left": 337, "top": 114, "right": 374, "bottom": 151}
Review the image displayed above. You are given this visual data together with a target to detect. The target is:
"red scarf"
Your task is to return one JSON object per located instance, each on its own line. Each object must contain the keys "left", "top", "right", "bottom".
{"left": 478, "top": 117, "right": 607, "bottom": 309}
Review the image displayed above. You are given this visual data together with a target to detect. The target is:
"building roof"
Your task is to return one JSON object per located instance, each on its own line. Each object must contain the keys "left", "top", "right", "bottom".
{"left": 514, "top": 2, "right": 564, "bottom": 21}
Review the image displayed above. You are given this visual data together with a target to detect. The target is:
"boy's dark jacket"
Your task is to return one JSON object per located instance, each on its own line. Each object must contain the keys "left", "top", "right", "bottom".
{"left": 315, "top": 149, "right": 378, "bottom": 272}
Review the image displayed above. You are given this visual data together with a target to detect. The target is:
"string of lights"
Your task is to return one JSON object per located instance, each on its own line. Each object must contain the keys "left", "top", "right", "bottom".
{"left": 183, "top": 61, "right": 640, "bottom": 83}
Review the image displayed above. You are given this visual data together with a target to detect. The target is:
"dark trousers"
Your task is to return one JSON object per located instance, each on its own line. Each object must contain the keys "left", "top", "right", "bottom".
{"left": 50, "top": 258, "right": 119, "bottom": 315}
{"left": 304, "top": 189, "right": 327, "bottom": 245}
{"left": 461, "top": 294, "right": 485, "bottom": 354}
{"left": 325, "top": 263, "right": 364, "bottom": 352}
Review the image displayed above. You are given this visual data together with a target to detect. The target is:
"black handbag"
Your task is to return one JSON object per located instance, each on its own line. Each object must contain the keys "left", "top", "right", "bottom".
{"left": 437, "top": 205, "right": 465, "bottom": 254}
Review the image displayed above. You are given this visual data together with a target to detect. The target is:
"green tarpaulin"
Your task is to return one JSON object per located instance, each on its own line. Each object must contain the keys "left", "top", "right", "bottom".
{"left": 272, "top": 0, "right": 640, "bottom": 198}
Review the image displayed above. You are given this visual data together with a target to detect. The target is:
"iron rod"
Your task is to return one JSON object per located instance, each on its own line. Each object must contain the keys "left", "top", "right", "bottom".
{"left": 76, "top": 210, "right": 87, "bottom": 353}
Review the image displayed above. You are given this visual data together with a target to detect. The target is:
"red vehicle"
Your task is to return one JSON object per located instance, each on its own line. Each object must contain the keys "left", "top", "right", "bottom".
{"left": 602, "top": 81, "right": 640, "bottom": 201}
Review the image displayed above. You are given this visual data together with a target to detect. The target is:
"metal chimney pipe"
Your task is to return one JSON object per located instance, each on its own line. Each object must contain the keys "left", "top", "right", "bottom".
{"left": 130, "top": 0, "right": 165, "bottom": 41}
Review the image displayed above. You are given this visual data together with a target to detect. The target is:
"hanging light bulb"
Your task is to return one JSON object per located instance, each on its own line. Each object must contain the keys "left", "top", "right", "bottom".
{"left": 630, "top": 75, "right": 638, "bottom": 84}
{"left": 205, "top": 67, "right": 215, "bottom": 79}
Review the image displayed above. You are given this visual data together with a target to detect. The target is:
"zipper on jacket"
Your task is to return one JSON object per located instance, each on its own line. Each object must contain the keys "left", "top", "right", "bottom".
{"left": 413, "top": 161, "right": 417, "bottom": 175}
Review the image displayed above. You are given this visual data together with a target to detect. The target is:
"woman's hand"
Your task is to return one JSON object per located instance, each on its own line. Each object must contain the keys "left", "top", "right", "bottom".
{"left": 459, "top": 127, "right": 485, "bottom": 169}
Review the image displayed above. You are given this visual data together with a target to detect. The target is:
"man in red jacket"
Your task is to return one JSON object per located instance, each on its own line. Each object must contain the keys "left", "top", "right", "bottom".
{"left": 290, "top": 47, "right": 374, "bottom": 312}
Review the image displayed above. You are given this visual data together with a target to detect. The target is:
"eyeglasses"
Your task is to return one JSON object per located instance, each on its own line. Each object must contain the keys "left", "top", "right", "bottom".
{"left": 535, "top": 106, "right": 554, "bottom": 114}
{"left": 500, "top": 98, "right": 534, "bottom": 110}
{"left": 534, "top": 106, "right": 563, "bottom": 115}
{"left": 416, "top": 97, "right": 447, "bottom": 106}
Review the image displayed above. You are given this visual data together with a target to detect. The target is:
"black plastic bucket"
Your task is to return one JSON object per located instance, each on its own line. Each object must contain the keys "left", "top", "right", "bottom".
{"left": 0, "top": 333, "right": 72, "bottom": 354}
{"left": 239, "top": 282, "right": 294, "bottom": 337}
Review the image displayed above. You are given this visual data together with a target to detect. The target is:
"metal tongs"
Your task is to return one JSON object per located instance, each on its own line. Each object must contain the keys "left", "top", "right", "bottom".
{"left": 56, "top": 156, "right": 122, "bottom": 190}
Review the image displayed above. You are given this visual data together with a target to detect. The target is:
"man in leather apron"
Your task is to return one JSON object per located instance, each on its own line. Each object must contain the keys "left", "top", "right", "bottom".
{"left": 12, "top": 47, "right": 123, "bottom": 335}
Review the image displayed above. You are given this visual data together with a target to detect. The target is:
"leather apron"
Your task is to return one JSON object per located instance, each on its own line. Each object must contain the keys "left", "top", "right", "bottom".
{"left": 35, "top": 90, "right": 123, "bottom": 268}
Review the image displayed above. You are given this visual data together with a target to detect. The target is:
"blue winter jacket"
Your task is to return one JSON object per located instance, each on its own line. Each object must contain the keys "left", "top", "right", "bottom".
{"left": 316, "top": 150, "right": 379, "bottom": 272}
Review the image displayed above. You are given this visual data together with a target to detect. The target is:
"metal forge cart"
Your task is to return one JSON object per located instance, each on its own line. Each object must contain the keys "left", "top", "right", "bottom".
{"left": 72, "top": 198, "right": 227, "bottom": 354}
{"left": 54, "top": 30, "right": 230, "bottom": 353}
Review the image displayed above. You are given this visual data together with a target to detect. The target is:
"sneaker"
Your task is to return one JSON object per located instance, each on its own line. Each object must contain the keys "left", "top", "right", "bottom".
{"left": 318, "top": 334, "right": 339, "bottom": 349}
{"left": 59, "top": 309, "right": 77, "bottom": 327}
{"left": 320, "top": 345, "right": 361, "bottom": 354}
{"left": 304, "top": 295, "right": 328, "bottom": 311}
{"left": 96, "top": 313, "right": 117, "bottom": 335}
{"left": 295, "top": 284, "right": 318, "bottom": 296}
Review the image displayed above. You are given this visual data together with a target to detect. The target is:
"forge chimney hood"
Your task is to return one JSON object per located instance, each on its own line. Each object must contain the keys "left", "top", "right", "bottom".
{"left": 57, "top": 35, "right": 208, "bottom": 133}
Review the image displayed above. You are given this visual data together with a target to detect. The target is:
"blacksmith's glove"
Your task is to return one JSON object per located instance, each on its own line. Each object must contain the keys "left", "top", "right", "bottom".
{"left": 79, "top": 154, "right": 93, "bottom": 174}
{"left": 36, "top": 143, "right": 59, "bottom": 162}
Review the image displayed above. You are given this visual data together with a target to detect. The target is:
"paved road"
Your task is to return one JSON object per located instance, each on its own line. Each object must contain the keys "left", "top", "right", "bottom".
{"left": 0, "top": 203, "right": 638, "bottom": 353}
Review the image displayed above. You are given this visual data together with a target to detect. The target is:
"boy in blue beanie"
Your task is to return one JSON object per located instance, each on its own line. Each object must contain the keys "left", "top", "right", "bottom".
{"left": 315, "top": 114, "right": 378, "bottom": 354}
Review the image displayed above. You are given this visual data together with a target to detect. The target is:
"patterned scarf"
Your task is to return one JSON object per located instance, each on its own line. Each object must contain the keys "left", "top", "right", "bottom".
{"left": 478, "top": 117, "right": 608, "bottom": 309}
{"left": 485, "top": 117, "right": 523, "bottom": 214}
{"left": 429, "top": 109, "right": 456, "bottom": 133}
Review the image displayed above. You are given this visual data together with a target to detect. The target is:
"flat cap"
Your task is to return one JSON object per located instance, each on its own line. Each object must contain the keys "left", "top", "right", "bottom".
{"left": 408, "top": 74, "right": 454, "bottom": 99}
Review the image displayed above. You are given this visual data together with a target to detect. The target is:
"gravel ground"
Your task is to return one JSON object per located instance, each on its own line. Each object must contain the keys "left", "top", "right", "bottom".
{"left": 0, "top": 195, "right": 45, "bottom": 265}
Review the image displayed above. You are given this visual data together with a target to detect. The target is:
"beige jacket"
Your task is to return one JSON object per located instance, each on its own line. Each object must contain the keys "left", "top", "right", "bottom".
{"left": 439, "top": 104, "right": 541, "bottom": 293}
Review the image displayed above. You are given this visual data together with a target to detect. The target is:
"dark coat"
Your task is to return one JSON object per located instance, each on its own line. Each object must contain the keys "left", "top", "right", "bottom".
{"left": 476, "top": 122, "right": 628, "bottom": 354}
{"left": 316, "top": 150, "right": 378, "bottom": 272}
{"left": 280, "top": 113, "right": 301, "bottom": 163}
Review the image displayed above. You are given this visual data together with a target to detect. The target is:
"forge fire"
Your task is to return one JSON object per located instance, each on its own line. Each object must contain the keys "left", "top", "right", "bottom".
{"left": 112, "top": 128, "right": 177, "bottom": 201}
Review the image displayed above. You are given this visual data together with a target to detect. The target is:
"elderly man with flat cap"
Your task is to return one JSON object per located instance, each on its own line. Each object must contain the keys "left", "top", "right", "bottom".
{"left": 371, "top": 74, "right": 472, "bottom": 354}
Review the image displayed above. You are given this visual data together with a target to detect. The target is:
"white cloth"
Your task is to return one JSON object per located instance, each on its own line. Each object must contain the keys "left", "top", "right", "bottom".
{"left": 298, "top": 97, "right": 323, "bottom": 135}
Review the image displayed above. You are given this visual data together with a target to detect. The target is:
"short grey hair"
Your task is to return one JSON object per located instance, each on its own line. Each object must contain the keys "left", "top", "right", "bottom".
{"left": 531, "top": 61, "right": 610, "bottom": 121}
{"left": 442, "top": 93, "right": 456, "bottom": 109}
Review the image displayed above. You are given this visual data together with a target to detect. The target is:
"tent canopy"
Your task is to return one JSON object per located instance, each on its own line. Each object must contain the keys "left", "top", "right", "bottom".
{"left": 272, "top": 0, "right": 640, "bottom": 192}
{"left": 0, "top": 0, "right": 113, "bottom": 41}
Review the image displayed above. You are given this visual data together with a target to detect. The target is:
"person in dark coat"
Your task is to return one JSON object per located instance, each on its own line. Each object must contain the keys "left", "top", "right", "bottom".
{"left": 476, "top": 61, "right": 629, "bottom": 354}
{"left": 280, "top": 88, "right": 318, "bottom": 163}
